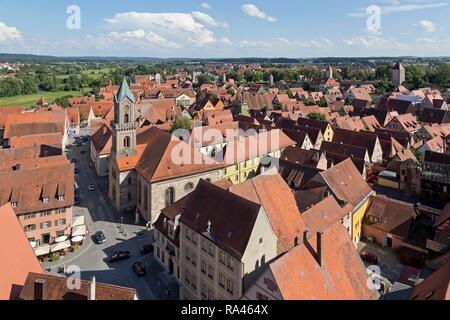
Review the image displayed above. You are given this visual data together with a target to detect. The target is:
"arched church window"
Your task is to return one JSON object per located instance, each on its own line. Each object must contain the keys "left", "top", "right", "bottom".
{"left": 124, "top": 113, "right": 130, "bottom": 123}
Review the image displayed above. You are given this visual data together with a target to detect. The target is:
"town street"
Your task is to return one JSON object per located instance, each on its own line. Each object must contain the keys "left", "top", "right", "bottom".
{"left": 43, "top": 129, "right": 157, "bottom": 300}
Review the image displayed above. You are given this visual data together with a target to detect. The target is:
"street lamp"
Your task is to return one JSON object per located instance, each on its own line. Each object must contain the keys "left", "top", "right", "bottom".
{"left": 120, "top": 216, "right": 124, "bottom": 233}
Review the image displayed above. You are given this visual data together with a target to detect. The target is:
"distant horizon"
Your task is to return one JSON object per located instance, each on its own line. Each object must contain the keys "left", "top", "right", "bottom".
{"left": 1, "top": 52, "right": 450, "bottom": 61}
{"left": 1, "top": 1, "right": 450, "bottom": 57}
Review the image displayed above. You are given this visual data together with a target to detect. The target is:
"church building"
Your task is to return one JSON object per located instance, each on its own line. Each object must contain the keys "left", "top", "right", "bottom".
{"left": 108, "top": 79, "right": 224, "bottom": 225}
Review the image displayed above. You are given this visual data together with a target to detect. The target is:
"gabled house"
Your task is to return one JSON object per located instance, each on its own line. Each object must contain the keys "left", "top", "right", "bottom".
{"left": 332, "top": 128, "right": 383, "bottom": 163}
{"left": 242, "top": 223, "right": 379, "bottom": 300}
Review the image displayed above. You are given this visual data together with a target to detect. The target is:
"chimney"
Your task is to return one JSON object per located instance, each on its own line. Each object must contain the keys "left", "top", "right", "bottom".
{"left": 34, "top": 279, "right": 45, "bottom": 300}
{"left": 88, "top": 276, "right": 96, "bottom": 301}
{"left": 317, "top": 232, "right": 324, "bottom": 267}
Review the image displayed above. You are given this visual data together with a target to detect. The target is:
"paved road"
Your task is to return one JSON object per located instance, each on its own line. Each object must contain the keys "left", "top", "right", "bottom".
{"left": 45, "top": 130, "right": 157, "bottom": 300}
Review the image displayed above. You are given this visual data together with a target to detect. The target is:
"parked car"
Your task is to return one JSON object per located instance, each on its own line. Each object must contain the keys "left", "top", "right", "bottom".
{"left": 80, "top": 150, "right": 86, "bottom": 155}
{"left": 74, "top": 168, "right": 80, "bottom": 175}
{"left": 107, "top": 251, "right": 131, "bottom": 263}
{"left": 140, "top": 244, "right": 154, "bottom": 255}
{"left": 360, "top": 250, "right": 379, "bottom": 265}
{"left": 88, "top": 184, "right": 95, "bottom": 191}
{"left": 132, "top": 262, "right": 146, "bottom": 276}
{"left": 94, "top": 231, "right": 106, "bottom": 244}
{"left": 70, "top": 159, "right": 77, "bottom": 164}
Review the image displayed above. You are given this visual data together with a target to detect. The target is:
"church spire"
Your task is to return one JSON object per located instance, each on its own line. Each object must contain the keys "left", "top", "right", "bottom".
{"left": 115, "top": 78, "right": 135, "bottom": 103}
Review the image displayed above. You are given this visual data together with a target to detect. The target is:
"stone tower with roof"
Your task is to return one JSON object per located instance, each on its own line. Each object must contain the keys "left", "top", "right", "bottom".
{"left": 111, "top": 78, "right": 138, "bottom": 159}
{"left": 326, "top": 66, "right": 333, "bottom": 79}
{"left": 391, "top": 62, "right": 405, "bottom": 86}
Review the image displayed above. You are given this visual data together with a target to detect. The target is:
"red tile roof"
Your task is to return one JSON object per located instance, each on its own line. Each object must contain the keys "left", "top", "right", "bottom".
{"left": 319, "top": 158, "right": 373, "bottom": 207}
{"left": 230, "top": 172, "right": 307, "bottom": 254}
{"left": 0, "top": 203, "right": 44, "bottom": 300}
{"left": 19, "top": 273, "right": 137, "bottom": 300}
{"left": 411, "top": 259, "right": 450, "bottom": 300}
{"left": 267, "top": 223, "right": 378, "bottom": 300}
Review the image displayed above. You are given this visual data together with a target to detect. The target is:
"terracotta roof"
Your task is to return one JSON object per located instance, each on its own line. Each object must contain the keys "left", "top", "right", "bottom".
{"left": 90, "top": 124, "right": 112, "bottom": 155}
{"left": 364, "top": 196, "right": 416, "bottom": 238}
{"left": 266, "top": 223, "right": 378, "bottom": 300}
{"left": 65, "top": 107, "right": 80, "bottom": 126}
{"left": 411, "top": 259, "right": 450, "bottom": 300}
{"left": 3, "top": 111, "right": 66, "bottom": 139}
{"left": 128, "top": 127, "right": 222, "bottom": 182}
{"left": 222, "top": 129, "right": 295, "bottom": 165}
{"left": 0, "top": 204, "right": 44, "bottom": 300}
{"left": 420, "top": 109, "right": 450, "bottom": 125}
{"left": 321, "top": 141, "right": 368, "bottom": 160}
{"left": 319, "top": 158, "right": 373, "bottom": 207}
{"left": 297, "top": 118, "right": 330, "bottom": 135}
{"left": 281, "top": 146, "right": 323, "bottom": 168}
{"left": 230, "top": 172, "right": 307, "bottom": 254}
{"left": 9, "top": 133, "right": 63, "bottom": 150}
{"left": 302, "top": 196, "right": 353, "bottom": 234}
{"left": 180, "top": 180, "right": 262, "bottom": 259}
{"left": 332, "top": 128, "right": 379, "bottom": 159}
{"left": 19, "top": 273, "right": 137, "bottom": 300}
{"left": 0, "top": 156, "right": 74, "bottom": 215}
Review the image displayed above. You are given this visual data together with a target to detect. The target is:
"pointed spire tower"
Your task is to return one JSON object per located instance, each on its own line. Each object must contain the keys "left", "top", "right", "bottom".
{"left": 111, "top": 78, "right": 138, "bottom": 159}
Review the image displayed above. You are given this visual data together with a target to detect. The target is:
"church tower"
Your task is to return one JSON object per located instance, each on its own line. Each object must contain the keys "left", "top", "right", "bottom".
{"left": 326, "top": 66, "right": 333, "bottom": 79}
{"left": 111, "top": 78, "right": 138, "bottom": 159}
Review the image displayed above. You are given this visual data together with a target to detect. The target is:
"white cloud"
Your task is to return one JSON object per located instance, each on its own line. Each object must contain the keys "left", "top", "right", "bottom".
{"left": 191, "top": 11, "right": 229, "bottom": 29}
{"left": 201, "top": 2, "right": 211, "bottom": 10}
{"left": 415, "top": 20, "right": 437, "bottom": 32}
{"left": 342, "top": 35, "right": 409, "bottom": 50}
{"left": 0, "top": 21, "right": 22, "bottom": 43}
{"left": 105, "top": 12, "right": 217, "bottom": 46}
{"left": 219, "top": 37, "right": 233, "bottom": 45}
{"left": 241, "top": 4, "right": 277, "bottom": 22}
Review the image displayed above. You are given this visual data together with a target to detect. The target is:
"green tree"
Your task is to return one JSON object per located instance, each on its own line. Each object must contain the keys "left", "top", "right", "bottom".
{"left": 170, "top": 117, "right": 192, "bottom": 133}
{"left": 307, "top": 112, "right": 326, "bottom": 121}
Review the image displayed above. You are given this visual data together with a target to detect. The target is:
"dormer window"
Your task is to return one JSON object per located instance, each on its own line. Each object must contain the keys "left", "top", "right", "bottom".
{"left": 11, "top": 202, "right": 18, "bottom": 208}
{"left": 58, "top": 195, "right": 65, "bottom": 201}
{"left": 43, "top": 197, "right": 49, "bottom": 204}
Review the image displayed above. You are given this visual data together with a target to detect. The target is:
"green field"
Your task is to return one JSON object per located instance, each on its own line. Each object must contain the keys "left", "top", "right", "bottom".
{"left": 0, "top": 90, "right": 87, "bottom": 107}
{"left": 56, "top": 68, "right": 114, "bottom": 80}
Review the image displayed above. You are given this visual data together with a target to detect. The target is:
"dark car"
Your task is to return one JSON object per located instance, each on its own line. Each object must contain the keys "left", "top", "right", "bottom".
{"left": 107, "top": 251, "right": 131, "bottom": 263}
{"left": 94, "top": 231, "right": 106, "bottom": 244}
{"left": 70, "top": 159, "right": 77, "bottom": 164}
{"left": 360, "top": 250, "right": 379, "bottom": 265}
{"left": 74, "top": 168, "right": 80, "bottom": 174}
{"left": 140, "top": 244, "right": 154, "bottom": 255}
{"left": 80, "top": 150, "right": 87, "bottom": 155}
{"left": 132, "top": 262, "right": 146, "bottom": 276}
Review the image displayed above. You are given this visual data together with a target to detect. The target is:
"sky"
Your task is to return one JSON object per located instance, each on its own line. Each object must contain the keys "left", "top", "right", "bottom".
{"left": 0, "top": 0, "right": 450, "bottom": 58}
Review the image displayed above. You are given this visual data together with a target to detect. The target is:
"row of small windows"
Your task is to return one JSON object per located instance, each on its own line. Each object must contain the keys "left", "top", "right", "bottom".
{"left": 23, "top": 209, "right": 66, "bottom": 220}
{"left": 23, "top": 219, "right": 66, "bottom": 231}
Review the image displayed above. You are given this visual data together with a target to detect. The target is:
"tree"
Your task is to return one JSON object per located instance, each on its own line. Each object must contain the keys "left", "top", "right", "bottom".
{"left": 307, "top": 112, "right": 326, "bottom": 121}
{"left": 170, "top": 117, "right": 192, "bottom": 133}
{"left": 53, "top": 95, "right": 74, "bottom": 108}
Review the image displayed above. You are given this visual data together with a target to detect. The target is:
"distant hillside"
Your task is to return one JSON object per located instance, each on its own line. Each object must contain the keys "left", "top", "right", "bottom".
{"left": 0, "top": 53, "right": 449, "bottom": 65}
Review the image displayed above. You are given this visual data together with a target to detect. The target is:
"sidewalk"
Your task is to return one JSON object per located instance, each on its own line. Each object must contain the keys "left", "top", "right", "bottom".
{"left": 143, "top": 256, "right": 180, "bottom": 300}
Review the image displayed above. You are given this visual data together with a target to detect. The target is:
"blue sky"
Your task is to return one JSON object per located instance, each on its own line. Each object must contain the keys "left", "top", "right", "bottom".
{"left": 0, "top": 0, "right": 449, "bottom": 57}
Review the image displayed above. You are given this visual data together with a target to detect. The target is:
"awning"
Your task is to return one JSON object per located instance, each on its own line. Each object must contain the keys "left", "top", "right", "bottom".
{"left": 34, "top": 245, "right": 50, "bottom": 257}
{"left": 51, "top": 240, "right": 71, "bottom": 253}
{"left": 71, "top": 225, "right": 87, "bottom": 237}
{"left": 71, "top": 236, "right": 84, "bottom": 243}
{"left": 73, "top": 215, "right": 85, "bottom": 227}
{"left": 55, "top": 236, "right": 68, "bottom": 243}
